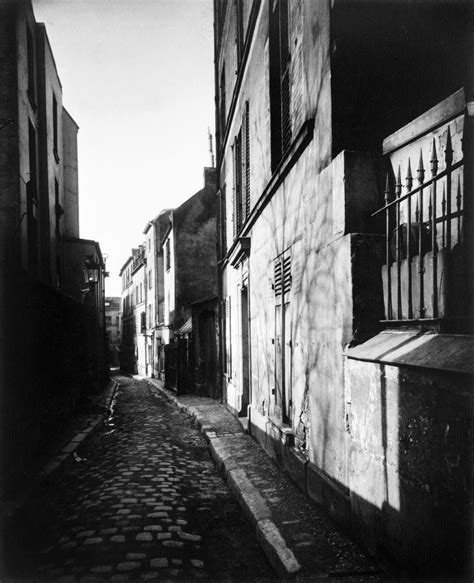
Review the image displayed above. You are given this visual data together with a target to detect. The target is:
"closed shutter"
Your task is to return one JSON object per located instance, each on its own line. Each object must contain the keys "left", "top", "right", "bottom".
{"left": 279, "top": 0, "right": 291, "bottom": 155}
{"left": 216, "top": 189, "right": 222, "bottom": 259}
{"left": 222, "top": 184, "right": 227, "bottom": 255}
{"left": 242, "top": 101, "right": 250, "bottom": 220}
{"left": 233, "top": 133, "right": 242, "bottom": 237}
{"left": 274, "top": 250, "right": 292, "bottom": 300}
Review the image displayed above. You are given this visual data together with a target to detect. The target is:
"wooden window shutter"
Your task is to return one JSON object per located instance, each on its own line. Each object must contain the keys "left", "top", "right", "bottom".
{"left": 216, "top": 190, "right": 222, "bottom": 260}
{"left": 274, "top": 250, "right": 292, "bottom": 300}
{"left": 283, "top": 252, "right": 292, "bottom": 295}
{"left": 232, "top": 135, "right": 243, "bottom": 238}
{"left": 242, "top": 101, "right": 250, "bottom": 220}
{"left": 226, "top": 295, "right": 232, "bottom": 376}
{"left": 222, "top": 184, "right": 227, "bottom": 254}
{"left": 274, "top": 257, "right": 283, "bottom": 298}
{"left": 279, "top": 0, "right": 291, "bottom": 155}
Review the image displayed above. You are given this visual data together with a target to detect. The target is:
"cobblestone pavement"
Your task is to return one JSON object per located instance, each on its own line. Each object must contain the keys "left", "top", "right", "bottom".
{"left": 3, "top": 376, "right": 275, "bottom": 582}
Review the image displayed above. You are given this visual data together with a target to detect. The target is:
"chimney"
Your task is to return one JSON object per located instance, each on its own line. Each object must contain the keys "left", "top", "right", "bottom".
{"left": 204, "top": 167, "right": 217, "bottom": 190}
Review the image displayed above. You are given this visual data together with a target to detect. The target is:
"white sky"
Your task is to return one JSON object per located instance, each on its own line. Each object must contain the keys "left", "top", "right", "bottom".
{"left": 32, "top": 0, "right": 215, "bottom": 297}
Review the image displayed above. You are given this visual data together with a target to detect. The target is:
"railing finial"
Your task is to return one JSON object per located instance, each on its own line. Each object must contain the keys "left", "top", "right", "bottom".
{"left": 405, "top": 158, "right": 413, "bottom": 192}
{"left": 384, "top": 172, "right": 390, "bottom": 203}
{"left": 430, "top": 137, "right": 438, "bottom": 177}
{"left": 417, "top": 148, "right": 425, "bottom": 184}
{"left": 445, "top": 125, "right": 453, "bottom": 167}
{"left": 395, "top": 165, "right": 402, "bottom": 198}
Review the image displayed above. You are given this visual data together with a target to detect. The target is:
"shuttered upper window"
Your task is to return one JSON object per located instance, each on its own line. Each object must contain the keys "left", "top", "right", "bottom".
{"left": 232, "top": 101, "right": 251, "bottom": 239}
{"left": 269, "top": 0, "right": 291, "bottom": 172}
{"left": 274, "top": 250, "right": 292, "bottom": 300}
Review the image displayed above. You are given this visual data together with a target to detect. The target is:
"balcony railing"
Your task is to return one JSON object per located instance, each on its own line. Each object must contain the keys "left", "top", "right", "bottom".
{"left": 373, "top": 89, "right": 467, "bottom": 327}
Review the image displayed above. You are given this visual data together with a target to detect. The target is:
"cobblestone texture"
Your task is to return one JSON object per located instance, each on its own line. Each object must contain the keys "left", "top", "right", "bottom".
{"left": 3, "top": 376, "right": 275, "bottom": 581}
{"left": 147, "top": 378, "right": 387, "bottom": 581}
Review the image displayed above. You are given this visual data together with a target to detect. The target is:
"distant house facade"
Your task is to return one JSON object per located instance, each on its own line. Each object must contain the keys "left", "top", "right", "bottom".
{"left": 105, "top": 297, "right": 121, "bottom": 367}
{"left": 143, "top": 210, "right": 173, "bottom": 379}
{"left": 119, "top": 256, "right": 135, "bottom": 373}
{"left": 118, "top": 168, "right": 218, "bottom": 395}
{"left": 0, "top": 0, "right": 106, "bottom": 493}
{"left": 161, "top": 168, "right": 218, "bottom": 395}
{"left": 214, "top": 0, "right": 472, "bottom": 576}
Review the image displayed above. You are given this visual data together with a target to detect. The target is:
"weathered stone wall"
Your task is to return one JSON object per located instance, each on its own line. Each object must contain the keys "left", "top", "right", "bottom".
{"left": 62, "top": 108, "right": 79, "bottom": 238}
{"left": 37, "top": 23, "right": 63, "bottom": 286}
{"left": 174, "top": 174, "right": 217, "bottom": 329}
{"left": 346, "top": 348, "right": 472, "bottom": 574}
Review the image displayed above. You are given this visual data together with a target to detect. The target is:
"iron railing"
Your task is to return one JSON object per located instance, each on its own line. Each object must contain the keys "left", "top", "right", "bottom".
{"left": 373, "top": 95, "right": 466, "bottom": 325}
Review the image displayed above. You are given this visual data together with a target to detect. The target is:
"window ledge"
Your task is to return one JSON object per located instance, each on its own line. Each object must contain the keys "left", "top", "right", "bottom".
{"left": 345, "top": 330, "right": 474, "bottom": 374}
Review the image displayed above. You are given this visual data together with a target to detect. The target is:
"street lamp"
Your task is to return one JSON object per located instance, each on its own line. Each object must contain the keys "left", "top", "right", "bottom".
{"left": 82, "top": 255, "right": 100, "bottom": 296}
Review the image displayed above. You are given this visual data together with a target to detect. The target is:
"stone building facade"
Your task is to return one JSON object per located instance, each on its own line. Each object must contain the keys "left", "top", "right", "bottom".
{"left": 118, "top": 168, "right": 218, "bottom": 394}
{"left": 0, "top": 0, "right": 106, "bottom": 494}
{"left": 161, "top": 168, "right": 218, "bottom": 394}
{"left": 214, "top": 0, "right": 472, "bottom": 575}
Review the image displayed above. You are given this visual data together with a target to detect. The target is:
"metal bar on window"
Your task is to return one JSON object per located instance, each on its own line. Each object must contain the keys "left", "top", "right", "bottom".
{"left": 384, "top": 173, "right": 392, "bottom": 319}
{"left": 405, "top": 158, "right": 413, "bottom": 319}
{"left": 395, "top": 166, "right": 402, "bottom": 319}
{"left": 430, "top": 138, "right": 439, "bottom": 317}
{"left": 417, "top": 149, "right": 425, "bottom": 318}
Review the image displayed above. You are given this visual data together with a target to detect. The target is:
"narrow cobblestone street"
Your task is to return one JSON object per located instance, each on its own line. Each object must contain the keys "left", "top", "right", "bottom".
{"left": 4, "top": 376, "right": 275, "bottom": 582}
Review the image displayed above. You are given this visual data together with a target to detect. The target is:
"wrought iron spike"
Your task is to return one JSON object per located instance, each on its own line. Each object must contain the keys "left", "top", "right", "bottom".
{"left": 384, "top": 172, "right": 390, "bottom": 202}
{"left": 417, "top": 149, "right": 425, "bottom": 184}
{"left": 456, "top": 174, "right": 462, "bottom": 210}
{"left": 445, "top": 125, "right": 453, "bottom": 167}
{"left": 395, "top": 165, "right": 402, "bottom": 197}
{"left": 405, "top": 158, "right": 413, "bottom": 191}
{"left": 430, "top": 138, "right": 438, "bottom": 176}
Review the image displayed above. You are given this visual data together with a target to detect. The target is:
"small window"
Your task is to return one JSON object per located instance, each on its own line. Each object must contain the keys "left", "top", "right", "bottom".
{"left": 165, "top": 239, "right": 171, "bottom": 271}
{"left": 53, "top": 93, "right": 59, "bottom": 161}
{"left": 26, "top": 24, "right": 36, "bottom": 106}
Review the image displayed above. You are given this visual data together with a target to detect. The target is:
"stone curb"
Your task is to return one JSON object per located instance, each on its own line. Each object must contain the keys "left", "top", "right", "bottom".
{"left": 210, "top": 438, "right": 301, "bottom": 577}
{"left": 4, "top": 380, "right": 120, "bottom": 519}
{"left": 39, "top": 380, "right": 120, "bottom": 482}
{"left": 146, "top": 379, "right": 302, "bottom": 578}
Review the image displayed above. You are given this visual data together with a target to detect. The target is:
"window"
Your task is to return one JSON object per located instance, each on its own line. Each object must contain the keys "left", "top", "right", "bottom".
{"left": 221, "top": 297, "right": 232, "bottom": 377}
{"left": 269, "top": 0, "right": 291, "bottom": 171}
{"left": 274, "top": 250, "right": 292, "bottom": 300}
{"left": 216, "top": 0, "right": 228, "bottom": 37}
{"left": 232, "top": 102, "right": 250, "bottom": 238}
{"left": 149, "top": 269, "right": 152, "bottom": 289}
{"left": 235, "top": 0, "right": 244, "bottom": 65}
{"left": 217, "top": 185, "right": 228, "bottom": 260}
{"left": 140, "top": 283, "right": 143, "bottom": 303}
{"left": 27, "top": 121, "right": 38, "bottom": 276}
{"left": 219, "top": 66, "right": 226, "bottom": 147}
{"left": 26, "top": 24, "right": 36, "bottom": 106}
{"left": 54, "top": 179, "right": 61, "bottom": 239}
{"left": 233, "top": 129, "right": 242, "bottom": 237}
{"left": 148, "top": 304, "right": 152, "bottom": 328}
{"left": 52, "top": 93, "right": 59, "bottom": 161}
{"left": 165, "top": 239, "right": 171, "bottom": 271}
